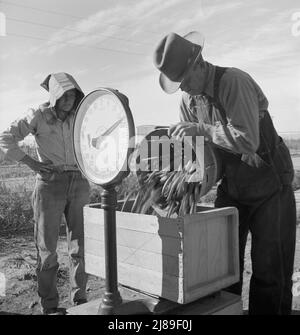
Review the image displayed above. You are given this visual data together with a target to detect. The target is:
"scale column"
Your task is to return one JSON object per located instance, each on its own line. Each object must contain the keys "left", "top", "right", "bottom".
{"left": 98, "top": 186, "right": 122, "bottom": 315}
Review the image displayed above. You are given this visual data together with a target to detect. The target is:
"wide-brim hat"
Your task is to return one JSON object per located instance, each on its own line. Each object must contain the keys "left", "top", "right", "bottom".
{"left": 154, "top": 31, "right": 205, "bottom": 94}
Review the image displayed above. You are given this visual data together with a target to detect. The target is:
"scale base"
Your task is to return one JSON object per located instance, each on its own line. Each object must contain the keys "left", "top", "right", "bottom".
{"left": 67, "top": 289, "right": 243, "bottom": 315}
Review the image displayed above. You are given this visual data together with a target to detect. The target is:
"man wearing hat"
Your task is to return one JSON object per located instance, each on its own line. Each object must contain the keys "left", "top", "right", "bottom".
{"left": 0, "top": 73, "right": 90, "bottom": 314}
{"left": 153, "top": 32, "right": 296, "bottom": 315}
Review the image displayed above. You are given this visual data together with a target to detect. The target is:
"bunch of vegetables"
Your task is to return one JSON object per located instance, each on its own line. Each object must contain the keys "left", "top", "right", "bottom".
{"left": 123, "top": 159, "right": 202, "bottom": 217}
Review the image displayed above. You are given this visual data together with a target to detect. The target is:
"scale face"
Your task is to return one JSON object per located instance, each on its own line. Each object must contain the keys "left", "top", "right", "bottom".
{"left": 73, "top": 88, "right": 135, "bottom": 186}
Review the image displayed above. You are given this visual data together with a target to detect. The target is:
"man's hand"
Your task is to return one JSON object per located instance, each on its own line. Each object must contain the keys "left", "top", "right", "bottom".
{"left": 20, "top": 155, "right": 56, "bottom": 174}
{"left": 168, "top": 122, "right": 203, "bottom": 140}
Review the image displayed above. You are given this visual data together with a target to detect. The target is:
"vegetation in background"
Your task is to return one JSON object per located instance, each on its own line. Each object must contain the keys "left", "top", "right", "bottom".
{"left": 285, "top": 138, "right": 300, "bottom": 152}
{"left": 0, "top": 183, "right": 34, "bottom": 234}
{"left": 0, "top": 141, "right": 299, "bottom": 234}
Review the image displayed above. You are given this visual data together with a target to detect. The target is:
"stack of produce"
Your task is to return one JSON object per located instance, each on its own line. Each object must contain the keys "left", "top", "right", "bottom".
{"left": 130, "top": 161, "right": 202, "bottom": 217}
{"left": 120, "top": 127, "right": 207, "bottom": 217}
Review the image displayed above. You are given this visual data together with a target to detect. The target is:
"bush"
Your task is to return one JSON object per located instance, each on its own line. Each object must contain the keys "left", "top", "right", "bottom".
{"left": 0, "top": 164, "right": 34, "bottom": 179}
{"left": 293, "top": 170, "right": 300, "bottom": 191}
{"left": 89, "top": 185, "right": 103, "bottom": 204}
{"left": 116, "top": 173, "right": 140, "bottom": 199}
{"left": 0, "top": 183, "right": 34, "bottom": 233}
{"left": 88, "top": 172, "right": 140, "bottom": 204}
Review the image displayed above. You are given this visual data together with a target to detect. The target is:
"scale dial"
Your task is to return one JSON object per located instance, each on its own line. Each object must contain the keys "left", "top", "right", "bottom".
{"left": 73, "top": 88, "right": 135, "bottom": 186}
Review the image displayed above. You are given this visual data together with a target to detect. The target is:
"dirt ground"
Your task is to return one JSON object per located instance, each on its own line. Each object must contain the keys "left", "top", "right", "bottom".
{"left": 0, "top": 226, "right": 300, "bottom": 315}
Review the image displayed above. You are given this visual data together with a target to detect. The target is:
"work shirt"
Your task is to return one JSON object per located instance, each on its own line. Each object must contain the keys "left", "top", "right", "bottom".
{"left": 0, "top": 105, "right": 77, "bottom": 166}
{"left": 180, "top": 62, "right": 269, "bottom": 155}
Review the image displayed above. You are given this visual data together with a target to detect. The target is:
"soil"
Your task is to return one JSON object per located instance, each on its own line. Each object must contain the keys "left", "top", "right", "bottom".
{"left": 1, "top": 227, "right": 300, "bottom": 315}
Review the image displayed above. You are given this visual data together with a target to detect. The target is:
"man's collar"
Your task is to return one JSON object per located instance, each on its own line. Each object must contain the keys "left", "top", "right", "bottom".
{"left": 50, "top": 107, "right": 58, "bottom": 119}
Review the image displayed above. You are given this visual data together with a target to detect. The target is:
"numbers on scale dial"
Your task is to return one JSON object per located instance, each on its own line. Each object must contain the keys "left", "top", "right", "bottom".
{"left": 78, "top": 92, "right": 130, "bottom": 181}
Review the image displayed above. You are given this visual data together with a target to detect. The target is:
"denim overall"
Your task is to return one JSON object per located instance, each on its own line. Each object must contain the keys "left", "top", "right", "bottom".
{"left": 191, "top": 67, "right": 296, "bottom": 314}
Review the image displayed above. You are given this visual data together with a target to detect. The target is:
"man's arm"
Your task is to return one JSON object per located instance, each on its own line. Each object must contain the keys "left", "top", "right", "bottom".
{"left": 171, "top": 71, "right": 260, "bottom": 155}
{"left": 211, "top": 71, "right": 260, "bottom": 154}
{"left": 20, "top": 154, "right": 54, "bottom": 173}
{"left": 0, "top": 109, "right": 54, "bottom": 172}
{"left": 0, "top": 108, "right": 38, "bottom": 161}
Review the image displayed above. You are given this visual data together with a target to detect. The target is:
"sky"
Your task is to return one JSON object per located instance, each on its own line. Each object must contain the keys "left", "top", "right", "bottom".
{"left": 0, "top": 0, "right": 300, "bottom": 140}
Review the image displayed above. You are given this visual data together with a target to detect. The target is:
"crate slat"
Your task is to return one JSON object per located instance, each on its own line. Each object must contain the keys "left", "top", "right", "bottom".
{"left": 85, "top": 238, "right": 182, "bottom": 277}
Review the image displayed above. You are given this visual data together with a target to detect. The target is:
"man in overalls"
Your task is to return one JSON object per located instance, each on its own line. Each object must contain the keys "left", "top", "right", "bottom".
{"left": 153, "top": 32, "right": 296, "bottom": 314}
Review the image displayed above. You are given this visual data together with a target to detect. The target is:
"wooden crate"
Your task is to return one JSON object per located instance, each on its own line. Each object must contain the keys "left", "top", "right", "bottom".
{"left": 84, "top": 203, "right": 239, "bottom": 304}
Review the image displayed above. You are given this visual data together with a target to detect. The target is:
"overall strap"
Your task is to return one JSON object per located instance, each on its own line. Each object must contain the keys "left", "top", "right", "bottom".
{"left": 212, "top": 66, "right": 228, "bottom": 125}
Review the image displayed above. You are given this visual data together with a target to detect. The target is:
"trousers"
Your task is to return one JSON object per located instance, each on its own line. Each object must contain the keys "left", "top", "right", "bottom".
{"left": 215, "top": 159, "right": 296, "bottom": 314}
{"left": 32, "top": 170, "right": 90, "bottom": 310}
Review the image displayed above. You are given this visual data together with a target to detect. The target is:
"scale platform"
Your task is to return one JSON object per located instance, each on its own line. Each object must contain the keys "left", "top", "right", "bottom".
{"left": 67, "top": 287, "right": 243, "bottom": 315}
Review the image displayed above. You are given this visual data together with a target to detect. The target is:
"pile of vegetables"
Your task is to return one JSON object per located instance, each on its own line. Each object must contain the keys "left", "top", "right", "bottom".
{"left": 122, "top": 130, "right": 203, "bottom": 217}
{"left": 130, "top": 163, "right": 202, "bottom": 217}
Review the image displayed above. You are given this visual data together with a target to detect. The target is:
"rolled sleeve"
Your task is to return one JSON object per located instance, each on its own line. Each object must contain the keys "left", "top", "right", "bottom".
{"left": 0, "top": 108, "right": 38, "bottom": 161}
{"left": 179, "top": 71, "right": 260, "bottom": 156}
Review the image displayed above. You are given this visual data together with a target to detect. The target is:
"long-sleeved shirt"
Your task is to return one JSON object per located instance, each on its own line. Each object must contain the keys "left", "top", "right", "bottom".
{"left": 0, "top": 105, "right": 77, "bottom": 166}
{"left": 180, "top": 62, "right": 269, "bottom": 155}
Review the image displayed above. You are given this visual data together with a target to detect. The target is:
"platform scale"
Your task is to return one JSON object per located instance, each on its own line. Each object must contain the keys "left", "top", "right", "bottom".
{"left": 68, "top": 88, "right": 242, "bottom": 315}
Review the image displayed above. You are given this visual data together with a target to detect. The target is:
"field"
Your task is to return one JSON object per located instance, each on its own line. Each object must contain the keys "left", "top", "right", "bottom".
{"left": 0, "top": 160, "right": 300, "bottom": 315}
{"left": 293, "top": 155, "right": 300, "bottom": 170}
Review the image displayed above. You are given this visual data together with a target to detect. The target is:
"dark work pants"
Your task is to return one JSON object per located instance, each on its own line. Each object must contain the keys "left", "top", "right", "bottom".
{"left": 215, "top": 176, "right": 296, "bottom": 315}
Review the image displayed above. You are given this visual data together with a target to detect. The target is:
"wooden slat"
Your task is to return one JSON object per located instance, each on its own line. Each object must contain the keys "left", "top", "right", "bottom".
{"left": 85, "top": 250, "right": 238, "bottom": 304}
{"left": 84, "top": 223, "right": 183, "bottom": 257}
{"left": 184, "top": 275, "right": 240, "bottom": 305}
{"left": 183, "top": 219, "right": 209, "bottom": 287}
{"left": 84, "top": 204, "right": 184, "bottom": 237}
{"left": 85, "top": 253, "right": 185, "bottom": 303}
{"left": 207, "top": 216, "right": 229, "bottom": 280}
{"left": 183, "top": 210, "right": 239, "bottom": 301}
{"left": 192, "top": 206, "right": 238, "bottom": 222}
{"left": 85, "top": 238, "right": 182, "bottom": 277}
{"left": 84, "top": 205, "right": 236, "bottom": 234}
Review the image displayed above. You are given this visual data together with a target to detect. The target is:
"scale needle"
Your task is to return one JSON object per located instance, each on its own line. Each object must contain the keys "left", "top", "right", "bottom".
{"left": 91, "top": 117, "right": 125, "bottom": 149}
